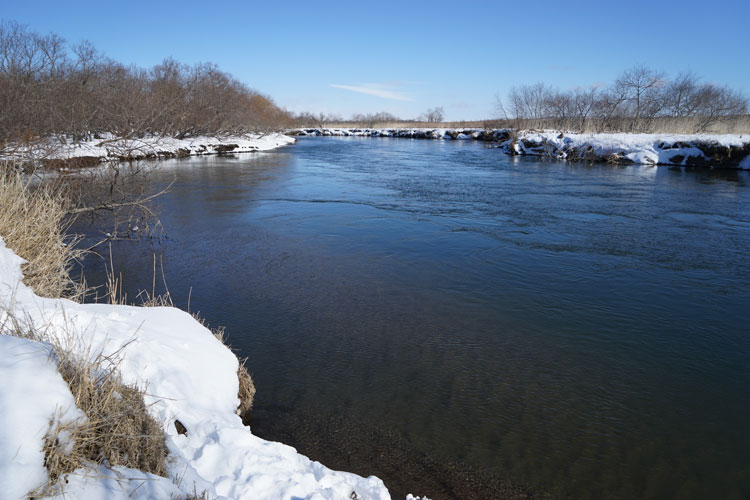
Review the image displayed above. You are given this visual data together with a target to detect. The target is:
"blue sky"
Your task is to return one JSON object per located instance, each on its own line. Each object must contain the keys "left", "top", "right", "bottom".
{"left": 4, "top": 0, "right": 749, "bottom": 121}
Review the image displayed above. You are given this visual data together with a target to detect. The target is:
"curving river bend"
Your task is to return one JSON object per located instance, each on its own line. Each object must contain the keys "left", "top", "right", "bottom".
{"left": 81, "top": 137, "right": 750, "bottom": 499}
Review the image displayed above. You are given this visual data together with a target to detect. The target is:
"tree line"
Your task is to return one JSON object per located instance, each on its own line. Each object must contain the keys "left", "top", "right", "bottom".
{"left": 497, "top": 65, "right": 748, "bottom": 133}
{"left": 293, "top": 107, "right": 446, "bottom": 128}
{"left": 0, "top": 21, "right": 294, "bottom": 146}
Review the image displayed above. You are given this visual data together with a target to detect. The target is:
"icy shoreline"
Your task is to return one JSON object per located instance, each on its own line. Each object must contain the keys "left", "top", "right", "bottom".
{"left": 0, "top": 235, "right": 402, "bottom": 499}
{"left": 5, "top": 133, "right": 296, "bottom": 168}
{"left": 289, "top": 128, "right": 750, "bottom": 168}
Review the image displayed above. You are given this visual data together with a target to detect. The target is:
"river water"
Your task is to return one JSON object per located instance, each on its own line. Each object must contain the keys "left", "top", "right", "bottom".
{"left": 80, "top": 137, "right": 750, "bottom": 499}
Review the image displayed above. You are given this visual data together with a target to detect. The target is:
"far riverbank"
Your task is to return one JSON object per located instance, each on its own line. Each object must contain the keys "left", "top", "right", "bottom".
{"left": 289, "top": 128, "right": 750, "bottom": 168}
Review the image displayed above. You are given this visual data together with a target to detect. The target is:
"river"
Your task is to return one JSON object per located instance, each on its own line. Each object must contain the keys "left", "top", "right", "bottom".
{"left": 78, "top": 137, "right": 750, "bottom": 499}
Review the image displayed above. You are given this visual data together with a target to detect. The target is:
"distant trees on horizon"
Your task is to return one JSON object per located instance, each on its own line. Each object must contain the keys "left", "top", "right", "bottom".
{"left": 496, "top": 65, "right": 749, "bottom": 133}
{"left": 293, "top": 107, "right": 446, "bottom": 128}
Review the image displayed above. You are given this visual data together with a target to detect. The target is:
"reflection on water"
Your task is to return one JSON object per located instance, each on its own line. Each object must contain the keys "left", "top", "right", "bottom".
{"left": 80, "top": 138, "right": 750, "bottom": 499}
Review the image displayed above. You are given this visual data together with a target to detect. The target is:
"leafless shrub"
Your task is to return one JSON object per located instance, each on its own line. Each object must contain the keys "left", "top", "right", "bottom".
{"left": 294, "top": 112, "right": 345, "bottom": 128}
{"left": 61, "top": 162, "right": 171, "bottom": 251}
{"left": 0, "top": 20, "right": 293, "bottom": 151}
{"left": 418, "top": 106, "right": 445, "bottom": 123}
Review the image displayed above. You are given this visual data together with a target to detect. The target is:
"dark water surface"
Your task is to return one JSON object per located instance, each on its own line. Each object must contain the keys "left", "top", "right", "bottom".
{"left": 82, "top": 137, "right": 750, "bottom": 499}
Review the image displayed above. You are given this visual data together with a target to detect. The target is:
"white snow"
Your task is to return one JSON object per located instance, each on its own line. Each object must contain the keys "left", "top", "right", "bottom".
{"left": 0, "top": 234, "right": 395, "bottom": 500}
{"left": 46, "top": 466, "right": 184, "bottom": 500}
{"left": 5, "top": 133, "right": 296, "bottom": 164}
{"left": 0, "top": 335, "right": 83, "bottom": 500}
{"left": 514, "top": 131, "right": 748, "bottom": 165}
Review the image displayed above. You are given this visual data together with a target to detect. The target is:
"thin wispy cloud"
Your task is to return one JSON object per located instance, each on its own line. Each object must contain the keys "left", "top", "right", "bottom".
{"left": 330, "top": 83, "right": 413, "bottom": 101}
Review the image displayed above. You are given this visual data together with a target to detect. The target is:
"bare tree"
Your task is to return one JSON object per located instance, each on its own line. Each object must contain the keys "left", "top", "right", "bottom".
{"left": 543, "top": 90, "right": 573, "bottom": 130}
{"left": 494, "top": 64, "right": 748, "bottom": 133}
{"left": 663, "top": 71, "right": 700, "bottom": 117}
{"left": 610, "top": 65, "right": 666, "bottom": 131}
{"left": 424, "top": 106, "right": 445, "bottom": 123}
{"left": 663, "top": 73, "right": 747, "bottom": 131}
{"left": 692, "top": 84, "right": 748, "bottom": 132}
{"left": 502, "top": 83, "right": 552, "bottom": 129}
{"left": 570, "top": 87, "right": 599, "bottom": 132}
{"left": 0, "top": 22, "right": 293, "bottom": 151}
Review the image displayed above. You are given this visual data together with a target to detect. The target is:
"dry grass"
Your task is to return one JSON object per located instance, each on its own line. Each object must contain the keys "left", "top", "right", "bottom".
{"left": 2, "top": 314, "right": 168, "bottom": 498}
{"left": 1, "top": 165, "right": 169, "bottom": 496}
{"left": 183, "top": 490, "right": 210, "bottom": 500}
{"left": 0, "top": 167, "right": 83, "bottom": 299}
{"left": 237, "top": 357, "right": 256, "bottom": 420}
{"left": 40, "top": 352, "right": 168, "bottom": 483}
{"left": 0, "top": 168, "right": 253, "bottom": 494}
{"left": 0, "top": 162, "right": 249, "bottom": 497}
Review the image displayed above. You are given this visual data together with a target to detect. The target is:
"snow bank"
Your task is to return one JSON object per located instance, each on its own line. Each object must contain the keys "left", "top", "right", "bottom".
{"left": 507, "top": 131, "right": 750, "bottom": 168}
{"left": 6, "top": 133, "right": 296, "bottom": 166}
{"left": 0, "top": 235, "right": 393, "bottom": 499}
{"left": 288, "top": 128, "right": 750, "bottom": 168}
{"left": 0, "top": 335, "right": 83, "bottom": 500}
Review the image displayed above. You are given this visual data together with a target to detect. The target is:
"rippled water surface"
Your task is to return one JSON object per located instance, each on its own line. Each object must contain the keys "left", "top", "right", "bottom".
{"left": 84, "top": 137, "right": 750, "bottom": 499}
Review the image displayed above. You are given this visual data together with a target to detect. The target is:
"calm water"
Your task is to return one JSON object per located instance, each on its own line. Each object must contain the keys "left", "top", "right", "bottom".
{"left": 81, "top": 137, "right": 750, "bottom": 499}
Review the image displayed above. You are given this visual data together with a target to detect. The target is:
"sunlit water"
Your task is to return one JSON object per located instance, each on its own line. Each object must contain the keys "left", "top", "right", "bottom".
{"left": 79, "top": 137, "right": 750, "bottom": 499}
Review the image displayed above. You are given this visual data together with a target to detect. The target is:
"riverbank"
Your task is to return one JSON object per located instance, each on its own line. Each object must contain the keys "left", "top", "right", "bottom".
{"left": 289, "top": 128, "right": 750, "bottom": 168}
{"left": 0, "top": 234, "right": 400, "bottom": 499}
{"left": 4, "top": 132, "right": 296, "bottom": 169}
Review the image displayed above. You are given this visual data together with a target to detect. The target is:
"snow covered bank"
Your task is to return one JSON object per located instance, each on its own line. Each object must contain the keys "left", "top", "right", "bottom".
{"left": 6, "top": 133, "right": 296, "bottom": 168}
{"left": 0, "top": 235, "right": 396, "bottom": 499}
{"left": 289, "top": 128, "right": 750, "bottom": 168}
{"left": 498, "top": 131, "right": 750, "bottom": 168}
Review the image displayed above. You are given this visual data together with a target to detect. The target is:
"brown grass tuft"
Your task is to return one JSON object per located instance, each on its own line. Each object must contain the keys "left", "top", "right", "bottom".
{"left": 237, "top": 357, "right": 256, "bottom": 420}
{"left": 0, "top": 168, "right": 83, "bottom": 299}
{"left": 49, "top": 352, "right": 168, "bottom": 478}
{"left": 3, "top": 314, "right": 168, "bottom": 497}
